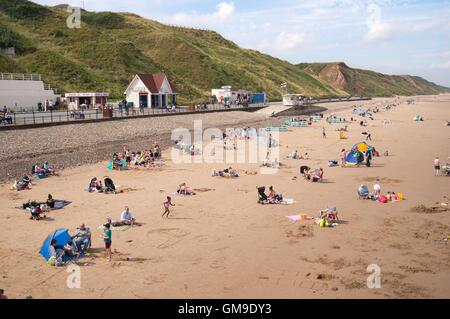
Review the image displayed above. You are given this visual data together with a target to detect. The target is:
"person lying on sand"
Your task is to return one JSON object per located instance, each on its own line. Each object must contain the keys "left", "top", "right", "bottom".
{"left": 177, "top": 183, "right": 196, "bottom": 195}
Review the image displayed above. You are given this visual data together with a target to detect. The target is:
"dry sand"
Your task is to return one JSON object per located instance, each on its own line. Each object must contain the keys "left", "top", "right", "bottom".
{"left": 0, "top": 94, "right": 449, "bottom": 299}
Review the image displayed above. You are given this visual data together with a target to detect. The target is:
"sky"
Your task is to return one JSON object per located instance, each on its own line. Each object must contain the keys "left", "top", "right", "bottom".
{"left": 32, "top": 0, "right": 450, "bottom": 87}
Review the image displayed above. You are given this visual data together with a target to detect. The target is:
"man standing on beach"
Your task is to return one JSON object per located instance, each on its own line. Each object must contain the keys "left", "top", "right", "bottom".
{"left": 322, "top": 127, "right": 326, "bottom": 138}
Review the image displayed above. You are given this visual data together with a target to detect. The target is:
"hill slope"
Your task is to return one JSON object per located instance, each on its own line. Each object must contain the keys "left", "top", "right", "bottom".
{"left": 297, "top": 62, "right": 449, "bottom": 97}
{"left": 0, "top": 0, "right": 448, "bottom": 103}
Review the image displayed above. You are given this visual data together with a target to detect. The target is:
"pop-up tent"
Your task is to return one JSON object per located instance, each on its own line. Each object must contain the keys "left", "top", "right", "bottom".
{"left": 346, "top": 142, "right": 370, "bottom": 165}
{"left": 39, "top": 229, "right": 82, "bottom": 261}
{"left": 107, "top": 157, "right": 127, "bottom": 170}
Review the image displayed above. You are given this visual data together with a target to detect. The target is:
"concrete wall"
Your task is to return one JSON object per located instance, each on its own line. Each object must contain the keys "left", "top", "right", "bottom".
{"left": 0, "top": 80, "right": 60, "bottom": 111}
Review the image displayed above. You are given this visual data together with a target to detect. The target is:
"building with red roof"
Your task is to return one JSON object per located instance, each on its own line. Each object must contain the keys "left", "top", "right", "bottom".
{"left": 124, "top": 74, "right": 178, "bottom": 109}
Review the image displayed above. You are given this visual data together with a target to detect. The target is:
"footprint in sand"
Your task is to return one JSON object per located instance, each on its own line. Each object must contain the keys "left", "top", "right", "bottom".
{"left": 209, "top": 257, "right": 226, "bottom": 270}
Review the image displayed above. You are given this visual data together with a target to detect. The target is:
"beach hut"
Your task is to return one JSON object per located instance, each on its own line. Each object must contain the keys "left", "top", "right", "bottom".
{"left": 65, "top": 92, "right": 109, "bottom": 110}
{"left": 124, "top": 74, "right": 178, "bottom": 109}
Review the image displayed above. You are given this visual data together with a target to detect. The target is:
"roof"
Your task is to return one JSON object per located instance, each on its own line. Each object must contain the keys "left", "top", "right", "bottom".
{"left": 136, "top": 74, "right": 178, "bottom": 94}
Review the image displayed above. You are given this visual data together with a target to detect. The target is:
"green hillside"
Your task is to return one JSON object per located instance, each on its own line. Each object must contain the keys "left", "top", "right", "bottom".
{"left": 0, "top": 0, "right": 448, "bottom": 103}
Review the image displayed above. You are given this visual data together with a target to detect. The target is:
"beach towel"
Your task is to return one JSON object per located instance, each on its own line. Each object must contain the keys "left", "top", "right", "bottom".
{"left": 170, "top": 192, "right": 195, "bottom": 196}
{"left": 281, "top": 199, "right": 295, "bottom": 205}
{"left": 286, "top": 214, "right": 314, "bottom": 221}
{"left": 16, "top": 200, "right": 71, "bottom": 211}
{"left": 98, "top": 224, "right": 131, "bottom": 232}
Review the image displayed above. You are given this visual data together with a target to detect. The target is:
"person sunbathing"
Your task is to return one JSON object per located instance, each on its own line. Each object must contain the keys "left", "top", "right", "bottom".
{"left": 177, "top": 183, "right": 196, "bottom": 195}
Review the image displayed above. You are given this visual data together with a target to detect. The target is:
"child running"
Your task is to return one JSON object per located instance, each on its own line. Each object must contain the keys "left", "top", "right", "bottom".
{"left": 162, "top": 196, "right": 175, "bottom": 218}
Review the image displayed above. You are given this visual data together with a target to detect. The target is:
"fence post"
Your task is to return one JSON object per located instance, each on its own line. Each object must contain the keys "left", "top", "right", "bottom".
{"left": 13, "top": 113, "right": 16, "bottom": 124}
{"left": 96, "top": 109, "right": 98, "bottom": 120}
{"left": 67, "top": 110, "right": 69, "bottom": 121}
{"left": 50, "top": 110, "right": 53, "bottom": 122}
{"left": 32, "top": 111, "right": 35, "bottom": 124}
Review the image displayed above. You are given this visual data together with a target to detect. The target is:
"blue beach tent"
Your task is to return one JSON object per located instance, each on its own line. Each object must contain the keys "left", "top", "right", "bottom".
{"left": 107, "top": 158, "right": 127, "bottom": 170}
{"left": 346, "top": 142, "right": 370, "bottom": 165}
{"left": 40, "top": 229, "right": 82, "bottom": 261}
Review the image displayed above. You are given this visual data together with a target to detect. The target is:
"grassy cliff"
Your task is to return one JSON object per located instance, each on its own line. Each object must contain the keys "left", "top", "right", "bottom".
{"left": 0, "top": 1, "right": 448, "bottom": 103}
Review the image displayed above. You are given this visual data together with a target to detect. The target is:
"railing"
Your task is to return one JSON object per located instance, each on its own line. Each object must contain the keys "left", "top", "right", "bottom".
{"left": 0, "top": 103, "right": 266, "bottom": 127}
{"left": 0, "top": 73, "right": 42, "bottom": 81}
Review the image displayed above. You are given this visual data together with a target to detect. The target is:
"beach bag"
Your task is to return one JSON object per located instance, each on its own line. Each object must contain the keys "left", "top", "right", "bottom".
{"left": 397, "top": 193, "right": 403, "bottom": 200}
{"left": 47, "top": 256, "right": 57, "bottom": 266}
{"left": 324, "top": 219, "right": 332, "bottom": 227}
{"left": 319, "top": 219, "right": 325, "bottom": 227}
{"left": 378, "top": 196, "right": 388, "bottom": 203}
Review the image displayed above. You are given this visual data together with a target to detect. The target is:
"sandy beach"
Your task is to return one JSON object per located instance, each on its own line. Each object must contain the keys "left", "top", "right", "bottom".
{"left": 0, "top": 94, "right": 449, "bottom": 299}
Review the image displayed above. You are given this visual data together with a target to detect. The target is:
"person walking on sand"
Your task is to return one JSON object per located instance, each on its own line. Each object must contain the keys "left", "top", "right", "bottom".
{"left": 103, "top": 223, "right": 112, "bottom": 261}
{"left": 434, "top": 157, "right": 441, "bottom": 176}
{"left": 162, "top": 196, "right": 175, "bottom": 218}
{"left": 340, "top": 149, "right": 347, "bottom": 168}
{"left": 322, "top": 127, "right": 326, "bottom": 138}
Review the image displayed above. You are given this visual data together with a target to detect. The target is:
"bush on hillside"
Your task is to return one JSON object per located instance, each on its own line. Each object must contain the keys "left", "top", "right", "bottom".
{"left": 83, "top": 12, "right": 125, "bottom": 29}
{"left": 0, "top": 0, "right": 50, "bottom": 20}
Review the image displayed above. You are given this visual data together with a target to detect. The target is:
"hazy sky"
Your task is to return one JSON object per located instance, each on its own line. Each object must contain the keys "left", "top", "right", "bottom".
{"left": 32, "top": 0, "right": 450, "bottom": 86}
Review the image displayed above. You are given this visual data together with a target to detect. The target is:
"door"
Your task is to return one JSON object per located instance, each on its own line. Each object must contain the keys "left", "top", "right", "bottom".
{"left": 139, "top": 94, "right": 148, "bottom": 108}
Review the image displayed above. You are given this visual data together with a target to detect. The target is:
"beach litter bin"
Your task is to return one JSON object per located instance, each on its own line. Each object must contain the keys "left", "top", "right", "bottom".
{"left": 102, "top": 108, "right": 113, "bottom": 118}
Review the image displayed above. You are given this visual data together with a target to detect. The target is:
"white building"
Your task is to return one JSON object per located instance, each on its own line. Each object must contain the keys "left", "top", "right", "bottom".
{"left": 0, "top": 73, "right": 60, "bottom": 111}
{"left": 65, "top": 92, "right": 109, "bottom": 110}
{"left": 211, "top": 86, "right": 251, "bottom": 104}
{"left": 124, "top": 74, "right": 178, "bottom": 109}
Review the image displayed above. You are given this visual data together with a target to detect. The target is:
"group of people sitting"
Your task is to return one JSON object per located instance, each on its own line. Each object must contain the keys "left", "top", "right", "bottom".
{"left": 358, "top": 184, "right": 401, "bottom": 202}
{"left": 212, "top": 167, "right": 239, "bottom": 178}
{"left": 23, "top": 194, "right": 56, "bottom": 220}
{"left": 12, "top": 175, "right": 32, "bottom": 191}
{"left": 88, "top": 176, "right": 117, "bottom": 193}
{"left": 287, "top": 150, "right": 309, "bottom": 160}
{"left": 0, "top": 111, "right": 13, "bottom": 125}
{"left": 257, "top": 186, "right": 283, "bottom": 204}
{"left": 32, "top": 162, "right": 56, "bottom": 177}
{"left": 48, "top": 224, "right": 92, "bottom": 265}
{"left": 126, "top": 144, "right": 162, "bottom": 167}
{"left": 300, "top": 166, "right": 324, "bottom": 182}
